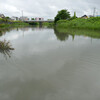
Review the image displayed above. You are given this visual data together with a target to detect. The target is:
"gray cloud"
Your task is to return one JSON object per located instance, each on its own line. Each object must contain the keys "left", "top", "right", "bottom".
{"left": 0, "top": 0, "right": 100, "bottom": 19}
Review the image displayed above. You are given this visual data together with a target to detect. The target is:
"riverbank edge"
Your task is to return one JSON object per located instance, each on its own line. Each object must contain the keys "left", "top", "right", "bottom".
{"left": 0, "top": 22, "right": 30, "bottom": 28}
{"left": 56, "top": 17, "right": 100, "bottom": 30}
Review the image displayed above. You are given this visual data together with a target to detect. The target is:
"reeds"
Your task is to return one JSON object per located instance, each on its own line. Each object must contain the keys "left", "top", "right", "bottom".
{"left": 0, "top": 40, "right": 14, "bottom": 58}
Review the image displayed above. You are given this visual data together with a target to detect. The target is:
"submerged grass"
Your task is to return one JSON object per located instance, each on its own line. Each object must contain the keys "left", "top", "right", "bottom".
{"left": 0, "top": 40, "right": 13, "bottom": 50}
{"left": 0, "top": 40, "right": 14, "bottom": 58}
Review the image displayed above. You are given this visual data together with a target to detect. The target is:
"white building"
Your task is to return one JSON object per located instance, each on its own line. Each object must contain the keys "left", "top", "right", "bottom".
{"left": 19, "top": 16, "right": 29, "bottom": 21}
{"left": 0, "top": 14, "right": 5, "bottom": 18}
{"left": 11, "top": 16, "right": 19, "bottom": 21}
{"left": 96, "top": 15, "right": 100, "bottom": 17}
{"left": 35, "top": 17, "right": 44, "bottom": 21}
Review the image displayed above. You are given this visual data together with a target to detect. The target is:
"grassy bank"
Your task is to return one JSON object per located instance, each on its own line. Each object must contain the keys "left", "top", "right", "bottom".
{"left": 0, "top": 18, "right": 29, "bottom": 28}
{"left": 0, "top": 22, "right": 29, "bottom": 28}
{"left": 43, "top": 22, "right": 54, "bottom": 27}
{"left": 56, "top": 17, "right": 100, "bottom": 30}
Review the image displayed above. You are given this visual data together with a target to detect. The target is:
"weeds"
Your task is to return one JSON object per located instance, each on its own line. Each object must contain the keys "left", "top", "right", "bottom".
{"left": 0, "top": 40, "right": 14, "bottom": 58}
{"left": 56, "top": 17, "right": 100, "bottom": 30}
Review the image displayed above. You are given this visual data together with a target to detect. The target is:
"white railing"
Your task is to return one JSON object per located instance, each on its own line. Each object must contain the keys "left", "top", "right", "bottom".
{"left": 25, "top": 20, "right": 54, "bottom": 22}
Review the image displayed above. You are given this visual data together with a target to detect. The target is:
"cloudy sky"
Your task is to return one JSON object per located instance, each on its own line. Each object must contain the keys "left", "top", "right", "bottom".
{"left": 0, "top": 0, "right": 100, "bottom": 19}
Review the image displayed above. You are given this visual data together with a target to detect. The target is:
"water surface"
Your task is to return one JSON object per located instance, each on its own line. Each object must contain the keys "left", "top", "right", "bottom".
{"left": 0, "top": 27, "right": 100, "bottom": 100}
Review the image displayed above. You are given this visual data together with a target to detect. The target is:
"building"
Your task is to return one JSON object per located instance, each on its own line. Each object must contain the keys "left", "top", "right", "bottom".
{"left": 35, "top": 17, "right": 44, "bottom": 21}
{"left": 89, "top": 15, "right": 94, "bottom": 18}
{"left": 11, "top": 16, "right": 19, "bottom": 21}
{"left": 96, "top": 15, "right": 100, "bottom": 17}
{"left": 0, "top": 14, "right": 5, "bottom": 18}
{"left": 19, "top": 16, "right": 29, "bottom": 21}
{"left": 81, "top": 15, "right": 88, "bottom": 19}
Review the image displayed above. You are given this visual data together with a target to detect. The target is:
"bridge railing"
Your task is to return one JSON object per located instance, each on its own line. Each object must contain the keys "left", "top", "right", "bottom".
{"left": 24, "top": 20, "right": 54, "bottom": 22}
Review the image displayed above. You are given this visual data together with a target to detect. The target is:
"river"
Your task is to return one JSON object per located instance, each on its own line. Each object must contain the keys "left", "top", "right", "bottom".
{"left": 0, "top": 26, "right": 100, "bottom": 100}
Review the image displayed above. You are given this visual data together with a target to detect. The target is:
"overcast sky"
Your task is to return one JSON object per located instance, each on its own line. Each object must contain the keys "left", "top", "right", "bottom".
{"left": 0, "top": 0, "right": 100, "bottom": 19}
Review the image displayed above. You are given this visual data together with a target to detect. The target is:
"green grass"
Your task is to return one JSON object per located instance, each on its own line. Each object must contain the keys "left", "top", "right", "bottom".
{"left": 56, "top": 17, "right": 100, "bottom": 30}
{"left": 43, "top": 22, "right": 54, "bottom": 27}
{"left": 0, "top": 22, "right": 29, "bottom": 28}
{"left": 0, "top": 18, "right": 30, "bottom": 28}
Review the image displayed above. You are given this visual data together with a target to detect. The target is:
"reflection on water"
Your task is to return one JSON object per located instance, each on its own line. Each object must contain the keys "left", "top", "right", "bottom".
{"left": 54, "top": 28, "right": 69, "bottom": 41}
{"left": 0, "top": 26, "right": 31, "bottom": 37}
{"left": 0, "top": 27, "right": 100, "bottom": 100}
{"left": 1, "top": 26, "right": 100, "bottom": 41}
{"left": 54, "top": 27, "right": 100, "bottom": 41}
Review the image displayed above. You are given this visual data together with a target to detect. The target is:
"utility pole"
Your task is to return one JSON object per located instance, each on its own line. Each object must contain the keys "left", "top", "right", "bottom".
{"left": 93, "top": 7, "right": 96, "bottom": 17}
{"left": 22, "top": 10, "right": 23, "bottom": 21}
{"left": 96, "top": 11, "right": 98, "bottom": 16}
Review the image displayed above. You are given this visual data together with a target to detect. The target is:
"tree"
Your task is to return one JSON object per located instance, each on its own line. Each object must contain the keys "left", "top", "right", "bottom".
{"left": 31, "top": 18, "right": 34, "bottom": 20}
{"left": 73, "top": 12, "right": 76, "bottom": 19}
{"left": 5, "top": 16, "right": 10, "bottom": 19}
{"left": 70, "top": 12, "right": 77, "bottom": 20}
{"left": 54, "top": 9, "right": 70, "bottom": 23}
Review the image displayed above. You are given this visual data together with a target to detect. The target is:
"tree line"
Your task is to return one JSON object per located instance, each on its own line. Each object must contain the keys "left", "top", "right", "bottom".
{"left": 54, "top": 9, "right": 77, "bottom": 24}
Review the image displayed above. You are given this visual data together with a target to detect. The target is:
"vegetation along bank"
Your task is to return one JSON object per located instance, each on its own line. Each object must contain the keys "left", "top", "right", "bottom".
{"left": 54, "top": 9, "right": 100, "bottom": 30}
{"left": 0, "top": 18, "right": 29, "bottom": 28}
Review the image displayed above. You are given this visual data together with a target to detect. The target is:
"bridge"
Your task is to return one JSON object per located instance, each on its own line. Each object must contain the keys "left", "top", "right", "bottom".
{"left": 24, "top": 20, "right": 54, "bottom": 25}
